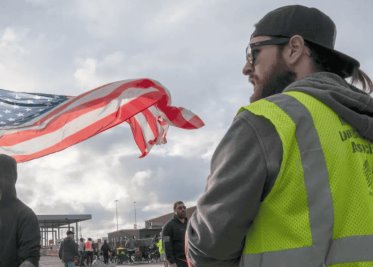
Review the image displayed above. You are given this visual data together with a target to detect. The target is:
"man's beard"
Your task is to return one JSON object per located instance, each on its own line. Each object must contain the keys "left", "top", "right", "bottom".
{"left": 261, "top": 69, "right": 296, "bottom": 99}
{"left": 177, "top": 213, "right": 186, "bottom": 219}
{"left": 251, "top": 58, "right": 296, "bottom": 102}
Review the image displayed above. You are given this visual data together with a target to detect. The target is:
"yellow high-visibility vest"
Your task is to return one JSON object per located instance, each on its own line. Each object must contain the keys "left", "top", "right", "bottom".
{"left": 239, "top": 91, "right": 373, "bottom": 266}
{"left": 156, "top": 239, "right": 164, "bottom": 255}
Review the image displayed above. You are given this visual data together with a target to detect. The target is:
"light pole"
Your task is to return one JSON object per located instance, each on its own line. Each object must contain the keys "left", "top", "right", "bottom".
{"left": 133, "top": 201, "right": 137, "bottom": 229}
{"left": 114, "top": 199, "right": 118, "bottom": 248}
{"left": 115, "top": 200, "right": 119, "bottom": 232}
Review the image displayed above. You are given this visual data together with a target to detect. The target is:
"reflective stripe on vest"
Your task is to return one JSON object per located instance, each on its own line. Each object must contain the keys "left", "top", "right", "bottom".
{"left": 239, "top": 92, "right": 373, "bottom": 267}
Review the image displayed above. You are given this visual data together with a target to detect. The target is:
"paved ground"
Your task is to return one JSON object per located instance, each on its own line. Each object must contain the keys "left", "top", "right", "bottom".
{"left": 40, "top": 256, "right": 164, "bottom": 267}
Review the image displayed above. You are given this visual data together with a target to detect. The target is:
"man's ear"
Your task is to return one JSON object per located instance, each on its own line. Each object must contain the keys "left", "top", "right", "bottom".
{"left": 285, "top": 35, "right": 307, "bottom": 65}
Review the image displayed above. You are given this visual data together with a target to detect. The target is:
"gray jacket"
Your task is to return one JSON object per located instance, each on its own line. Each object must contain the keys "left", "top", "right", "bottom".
{"left": 59, "top": 237, "right": 79, "bottom": 262}
{"left": 186, "top": 72, "right": 373, "bottom": 267}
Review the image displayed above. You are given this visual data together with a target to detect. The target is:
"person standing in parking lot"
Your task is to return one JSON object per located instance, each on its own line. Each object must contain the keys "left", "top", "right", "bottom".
{"left": 78, "top": 238, "right": 85, "bottom": 266}
{"left": 59, "top": 230, "right": 79, "bottom": 267}
{"left": 84, "top": 237, "right": 94, "bottom": 266}
{"left": 162, "top": 201, "right": 188, "bottom": 267}
{"left": 100, "top": 240, "right": 111, "bottom": 264}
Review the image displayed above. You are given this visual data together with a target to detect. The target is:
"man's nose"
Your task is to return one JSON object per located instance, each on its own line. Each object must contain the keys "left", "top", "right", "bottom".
{"left": 242, "top": 60, "right": 253, "bottom": 75}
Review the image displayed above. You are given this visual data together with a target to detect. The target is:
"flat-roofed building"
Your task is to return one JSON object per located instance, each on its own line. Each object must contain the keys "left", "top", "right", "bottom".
{"left": 37, "top": 214, "right": 92, "bottom": 247}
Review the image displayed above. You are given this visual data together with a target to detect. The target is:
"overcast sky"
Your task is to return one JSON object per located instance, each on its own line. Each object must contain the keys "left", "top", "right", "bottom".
{"left": 2, "top": 0, "right": 372, "bottom": 240}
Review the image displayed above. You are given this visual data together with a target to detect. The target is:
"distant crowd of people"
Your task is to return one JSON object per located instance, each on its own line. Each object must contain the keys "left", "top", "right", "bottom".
{"left": 58, "top": 200, "right": 190, "bottom": 267}
{"left": 101, "top": 200, "right": 189, "bottom": 267}
{"left": 59, "top": 231, "right": 113, "bottom": 267}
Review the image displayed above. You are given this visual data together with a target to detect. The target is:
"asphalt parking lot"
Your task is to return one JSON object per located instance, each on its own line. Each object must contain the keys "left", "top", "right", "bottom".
{"left": 40, "top": 256, "right": 164, "bottom": 267}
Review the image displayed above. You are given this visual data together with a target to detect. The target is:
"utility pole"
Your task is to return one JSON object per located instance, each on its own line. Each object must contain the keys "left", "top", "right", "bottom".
{"left": 115, "top": 200, "right": 119, "bottom": 232}
{"left": 134, "top": 201, "right": 137, "bottom": 229}
{"left": 113, "top": 199, "right": 120, "bottom": 248}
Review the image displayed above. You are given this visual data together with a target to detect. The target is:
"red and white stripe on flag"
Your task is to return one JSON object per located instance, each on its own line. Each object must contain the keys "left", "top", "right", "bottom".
{"left": 0, "top": 79, "right": 204, "bottom": 162}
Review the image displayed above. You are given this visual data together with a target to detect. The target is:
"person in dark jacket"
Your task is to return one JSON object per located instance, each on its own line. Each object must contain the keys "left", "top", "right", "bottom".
{"left": 0, "top": 154, "right": 40, "bottom": 267}
{"left": 100, "top": 240, "right": 111, "bottom": 264}
{"left": 162, "top": 201, "right": 188, "bottom": 267}
{"left": 59, "top": 230, "right": 79, "bottom": 267}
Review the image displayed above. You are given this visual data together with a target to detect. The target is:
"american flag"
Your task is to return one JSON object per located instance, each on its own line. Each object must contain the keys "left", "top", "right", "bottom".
{"left": 0, "top": 79, "right": 204, "bottom": 162}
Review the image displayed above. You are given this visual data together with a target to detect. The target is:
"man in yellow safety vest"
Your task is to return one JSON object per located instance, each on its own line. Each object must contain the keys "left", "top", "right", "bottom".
{"left": 186, "top": 5, "right": 373, "bottom": 267}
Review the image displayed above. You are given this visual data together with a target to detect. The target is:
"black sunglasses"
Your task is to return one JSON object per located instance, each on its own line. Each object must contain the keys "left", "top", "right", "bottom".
{"left": 246, "top": 37, "right": 290, "bottom": 66}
